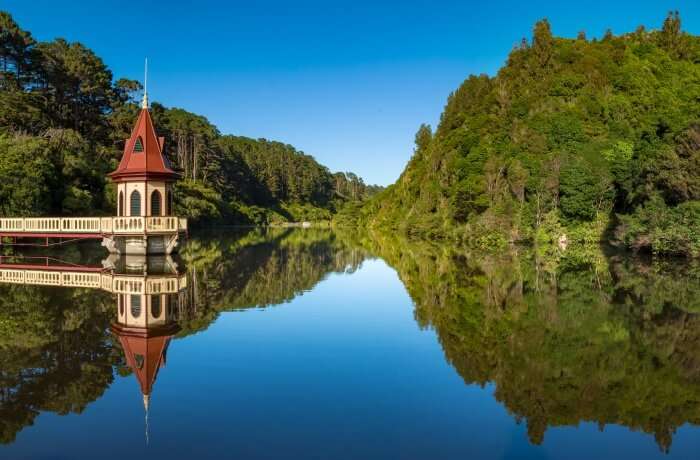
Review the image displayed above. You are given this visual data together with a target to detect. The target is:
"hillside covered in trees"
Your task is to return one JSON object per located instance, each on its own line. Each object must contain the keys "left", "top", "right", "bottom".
{"left": 0, "top": 12, "right": 380, "bottom": 225}
{"left": 359, "top": 13, "right": 700, "bottom": 257}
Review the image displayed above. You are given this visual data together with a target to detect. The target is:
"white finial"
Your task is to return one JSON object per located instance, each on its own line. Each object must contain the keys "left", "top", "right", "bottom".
{"left": 141, "top": 57, "right": 149, "bottom": 109}
{"left": 143, "top": 393, "right": 150, "bottom": 445}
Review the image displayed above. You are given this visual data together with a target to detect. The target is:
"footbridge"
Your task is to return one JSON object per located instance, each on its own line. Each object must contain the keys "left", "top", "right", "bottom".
{"left": 0, "top": 216, "right": 187, "bottom": 238}
{"left": 0, "top": 216, "right": 187, "bottom": 254}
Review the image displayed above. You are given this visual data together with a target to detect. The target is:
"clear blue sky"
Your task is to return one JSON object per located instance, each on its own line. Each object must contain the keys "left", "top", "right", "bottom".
{"left": 4, "top": 1, "right": 699, "bottom": 185}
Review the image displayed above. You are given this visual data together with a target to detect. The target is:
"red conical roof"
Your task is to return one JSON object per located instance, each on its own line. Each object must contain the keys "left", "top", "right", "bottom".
{"left": 108, "top": 108, "right": 180, "bottom": 182}
{"left": 112, "top": 323, "right": 179, "bottom": 396}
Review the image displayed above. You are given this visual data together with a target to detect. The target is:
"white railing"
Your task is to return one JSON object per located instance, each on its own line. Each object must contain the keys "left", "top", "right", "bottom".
{"left": 0, "top": 269, "right": 102, "bottom": 288}
{"left": 0, "top": 268, "right": 186, "bottom": 293}
{"left": 146, "top": 275, "right": 186, "bottom": 294}
{"left": 0, "top": 216, "right": 187, "bottom": 235}
{"left": 61, "top": 217, "right": 101, "bottom": 233}
{"left": 61, "top": 272, "right": 103, "bottom": 288}
{"left": 146, "top": 216, "right": 178, "bottom": 232}
{"left": 111, "top": 276, "right": 145, "bottom": 294}
{"left": 112, "top": 217, "right": 144, "bottom": 233}
{"left": 0, "top": 218, "right": 25, "bottom": 231}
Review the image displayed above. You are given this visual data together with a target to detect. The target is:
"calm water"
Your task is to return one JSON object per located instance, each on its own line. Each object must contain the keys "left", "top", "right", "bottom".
{"left": 1, "top": 228, "right": 700, "bottom": 459}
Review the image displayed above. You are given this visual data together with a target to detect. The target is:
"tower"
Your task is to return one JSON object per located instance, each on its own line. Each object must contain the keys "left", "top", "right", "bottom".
{"left": 103, "top": 75, "right": 185, "bottom": 255}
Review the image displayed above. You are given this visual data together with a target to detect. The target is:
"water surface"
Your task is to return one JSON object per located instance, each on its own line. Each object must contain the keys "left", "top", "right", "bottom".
{"left": 1, "top": 229, "right": 700, "bottom": 459}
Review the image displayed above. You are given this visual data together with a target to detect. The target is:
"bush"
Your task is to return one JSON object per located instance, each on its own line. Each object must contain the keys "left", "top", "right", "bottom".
{"left": 619, "top": 197, "right": 700, "bottom": 257}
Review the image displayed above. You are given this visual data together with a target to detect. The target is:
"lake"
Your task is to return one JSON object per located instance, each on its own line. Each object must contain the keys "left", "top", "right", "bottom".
{"left": 1, "top": 228, "right": 700, "bottom": 459}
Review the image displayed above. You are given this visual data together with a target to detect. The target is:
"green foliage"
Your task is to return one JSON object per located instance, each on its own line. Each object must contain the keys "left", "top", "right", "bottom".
{"left": 0, "top": 135, "right": 54, "bottom": 215}
{"left": 618, "top": 196, "right": 700, "bottom": 257}
{"left": 173, "top": 180, "right": 222, "bottom": 222}
{"left": 559, "top": 156, "right": 613, "bottom": 221}
{"left": 365, "top": 14, "right": 700, "bottom": 257}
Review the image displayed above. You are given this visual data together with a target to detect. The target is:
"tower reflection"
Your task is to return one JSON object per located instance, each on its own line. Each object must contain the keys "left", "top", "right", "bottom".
{"left": 105, "top": 255, "right": 187, "bottom": 413}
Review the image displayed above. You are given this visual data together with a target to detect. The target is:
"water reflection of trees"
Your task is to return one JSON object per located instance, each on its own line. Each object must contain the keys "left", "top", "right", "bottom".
{"left": 177, "top": 228, "right": 368, "bottom": 336}
{"left": 0, "top": 285, "right": 116, "bottom": 444}
{"left": 0, "top": 228, "right": 368, "bottom": 444}
{"left": 4, "top": 227, "right": 696, "bottom": 452}
{"left": 365, "top": 233, "right": 700, "bottom": 453}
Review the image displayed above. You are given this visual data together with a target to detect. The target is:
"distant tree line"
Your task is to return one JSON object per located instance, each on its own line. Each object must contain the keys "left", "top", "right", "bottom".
{"left": 0, "top": 11, "right": 381, "bottom": 224}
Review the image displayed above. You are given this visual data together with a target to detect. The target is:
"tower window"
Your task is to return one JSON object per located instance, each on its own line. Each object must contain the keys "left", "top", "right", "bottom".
{"left": 134, "top": 136, "right": 144, "bottom": 152}
{"left": 130, "top": 190, "right": 141, "bottom": 216}
{"left": 151, "top": 190, "right": 162, "bottom": 216}
{"left": 151, "top": 296, "right": 162, "bottom": 318}
{"left": 131, "top": 295, "right": 142, "bottom": 318}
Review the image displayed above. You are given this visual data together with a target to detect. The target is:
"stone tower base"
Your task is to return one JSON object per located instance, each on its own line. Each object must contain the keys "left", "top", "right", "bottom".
{"left": 102, "top": 233, "right": 180, "bottom": 255}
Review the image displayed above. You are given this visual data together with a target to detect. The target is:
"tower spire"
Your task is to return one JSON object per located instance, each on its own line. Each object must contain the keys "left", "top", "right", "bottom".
{"left": 144, "top": 393, "right": 150, "bottom": 445}
{"left": 142, "top": 57, "right": 149, "bottom": 109}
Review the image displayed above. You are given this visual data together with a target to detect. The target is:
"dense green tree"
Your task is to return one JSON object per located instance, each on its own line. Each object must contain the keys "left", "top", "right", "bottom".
{"left": 36, "top": 39, "right": 114, "bottom": 139}
{"left": 0, "top": 135, "right": 54, "bottom": 215}
{"left": 0, "top": 12, "right": 37, "bottom": 88}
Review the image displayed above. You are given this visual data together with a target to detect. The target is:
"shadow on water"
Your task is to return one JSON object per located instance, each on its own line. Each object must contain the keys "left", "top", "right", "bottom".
{"left": 0, "top": 227, "right": 699, "bottom": 455}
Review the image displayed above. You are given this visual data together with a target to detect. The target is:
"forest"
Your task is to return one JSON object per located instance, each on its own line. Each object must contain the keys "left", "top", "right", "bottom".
{"left": 0, "top": 12, "right": 380, "bottom": 226}
{"left": 355, "top": 12, "right": 700, "bottom": 258}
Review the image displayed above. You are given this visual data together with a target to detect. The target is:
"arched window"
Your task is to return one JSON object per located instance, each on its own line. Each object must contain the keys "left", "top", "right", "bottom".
{"left": 134, "top": 354, "right": 145, "bottom": 369}
{"left": 118, "top": 295, "right": 124, "bottom": 316}
{"left": 133, "top": 136, "right": 144, "bottom": 153}
{"left": 130, "top": 295, "right": 141, "bottom": 318}
{"left": 130, "top": 190, "right": 141, "bottom": 216}
{"left": 151, "top": 296, "right": 162, "bottom": 318}
{"left": 118, "top": 191, "right": 124, "bottom": 216}
{"left": 151, "top": 190, "right": 162, "bottom": 216}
